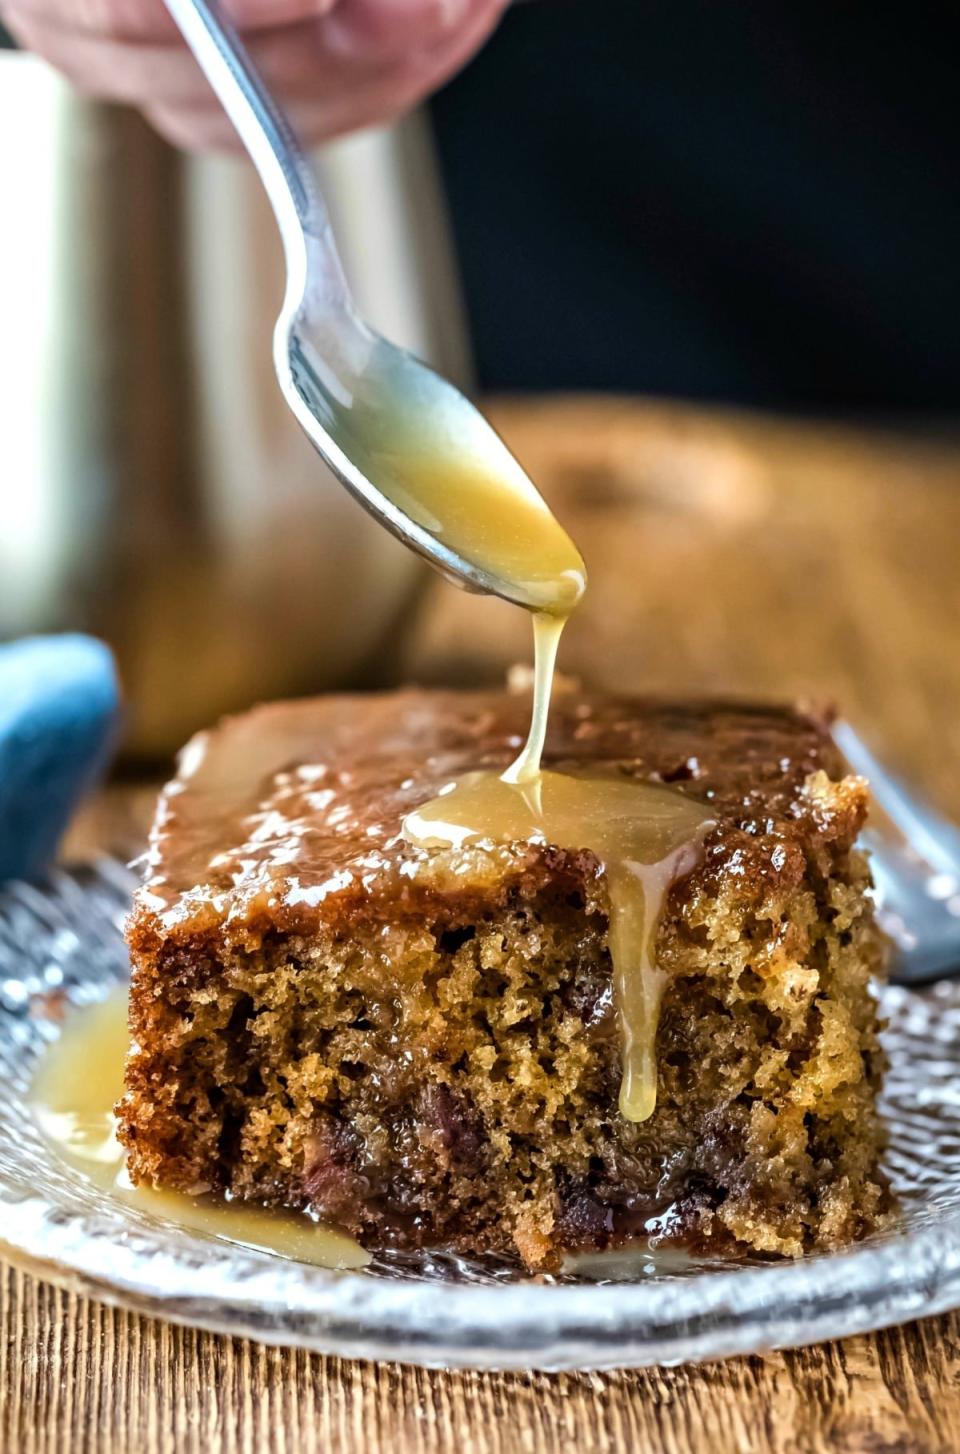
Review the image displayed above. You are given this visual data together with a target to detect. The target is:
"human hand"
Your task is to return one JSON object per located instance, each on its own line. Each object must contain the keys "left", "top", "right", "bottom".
{"left": 0, "top": 0, "right": 507, "bottom": 149}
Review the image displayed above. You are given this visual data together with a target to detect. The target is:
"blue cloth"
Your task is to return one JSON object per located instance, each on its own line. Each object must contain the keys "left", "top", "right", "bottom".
{"left": 0, "top": 636, "right": 120, "bottom": 882}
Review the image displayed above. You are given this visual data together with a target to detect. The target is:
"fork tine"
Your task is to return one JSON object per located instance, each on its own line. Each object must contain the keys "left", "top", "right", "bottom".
{"left": 834, "top": 722, "right": 960, "bottom": 983}
{"left": 833, "top": 721, "right": 960, "bottom": 878}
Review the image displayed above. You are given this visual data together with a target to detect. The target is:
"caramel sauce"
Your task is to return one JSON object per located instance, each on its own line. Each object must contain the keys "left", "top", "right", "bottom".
{"left": 402, "top": 474, "right": 713, "bottom": 1122}
{"left": 500, "top": 613, "right": 566, "bottom": 785}
{"left": 404, "top": 766, "right": 712, "bottom": 1121}
{"left": 30, "top": 989, "right": 369, "bottom": 1271}
{"left": 318, "top": 376, "right": 588, "bottom": 616}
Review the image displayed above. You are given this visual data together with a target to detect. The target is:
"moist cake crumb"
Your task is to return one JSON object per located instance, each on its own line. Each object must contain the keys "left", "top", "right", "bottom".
{"left": 118, "top": 689, "right": 890, "bottom": 1269}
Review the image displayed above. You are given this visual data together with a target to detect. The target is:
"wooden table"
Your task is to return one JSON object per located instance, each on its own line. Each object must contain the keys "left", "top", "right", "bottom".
{"left": 4, "top": 1266, "right": 960, "bottom": 1454}
{"left": 4, "top": 398, "right": 960, "bottom": 1454}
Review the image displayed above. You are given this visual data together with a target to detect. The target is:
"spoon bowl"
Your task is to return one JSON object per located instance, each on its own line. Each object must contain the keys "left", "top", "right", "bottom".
{"left": 280, "top": 305, "right": 585, "bottom": 611}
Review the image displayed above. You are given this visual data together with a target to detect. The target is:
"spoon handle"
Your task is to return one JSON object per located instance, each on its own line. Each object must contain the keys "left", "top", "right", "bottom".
{"left": 162, "top": 0, "right": 350, "bottom": 303}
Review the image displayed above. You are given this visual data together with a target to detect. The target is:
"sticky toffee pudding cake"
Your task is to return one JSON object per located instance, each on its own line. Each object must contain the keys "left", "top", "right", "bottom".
{"left": 118, "top": 689, "right": 888, "bottom": 1271}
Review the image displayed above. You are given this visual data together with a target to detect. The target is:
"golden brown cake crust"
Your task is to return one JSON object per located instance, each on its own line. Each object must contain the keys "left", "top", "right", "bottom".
{"left": 130, "top": 690, "right": 857, "bottom": 948}
{"left": 121, "top": 690, "right": 888, "bottom": 1270}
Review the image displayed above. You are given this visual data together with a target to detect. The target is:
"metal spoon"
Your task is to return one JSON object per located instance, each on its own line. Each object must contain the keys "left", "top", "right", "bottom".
{"left": 161, "top": 0, "right": 583, "bottom": 614}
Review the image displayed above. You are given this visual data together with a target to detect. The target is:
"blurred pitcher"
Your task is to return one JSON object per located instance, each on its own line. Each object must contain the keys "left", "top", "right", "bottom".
{"left": 0, "top": 53, "right": 472, "bottom": 756}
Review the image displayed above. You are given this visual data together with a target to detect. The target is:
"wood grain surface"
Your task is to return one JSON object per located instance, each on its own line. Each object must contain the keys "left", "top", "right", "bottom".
{"left": 6, "top": 398, "right": 960, "bottom": 1454}
{"left": 4, "top": 1264, "right": 960, "bottom": 1454}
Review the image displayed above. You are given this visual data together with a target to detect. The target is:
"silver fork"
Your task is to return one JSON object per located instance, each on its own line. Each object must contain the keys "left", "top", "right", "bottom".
{"left": 834, "top": 723, "right": 960, "bottom": 984}
{"left": 161, "top": 0, "right": 562, "bottom": 611}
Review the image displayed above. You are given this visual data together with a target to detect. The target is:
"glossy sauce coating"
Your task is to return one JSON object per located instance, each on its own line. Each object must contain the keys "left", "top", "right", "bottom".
{"left": 135, "top": 690, "right": 838, "bottom": 941}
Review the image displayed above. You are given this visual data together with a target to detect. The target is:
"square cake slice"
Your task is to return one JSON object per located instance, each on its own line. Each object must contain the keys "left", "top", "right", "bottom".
{"left": 119, "top": 690, "right": 888, "bottom": 1269}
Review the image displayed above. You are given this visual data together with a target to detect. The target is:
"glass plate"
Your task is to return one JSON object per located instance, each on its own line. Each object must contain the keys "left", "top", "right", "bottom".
{"left": 1, "top": 862, "right": 959, "bottom": 1372}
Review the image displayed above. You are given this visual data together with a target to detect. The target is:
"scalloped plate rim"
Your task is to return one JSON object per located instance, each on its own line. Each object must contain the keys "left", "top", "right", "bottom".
{"left": 1, "top": 862, "right": 959, "bottom": 1370}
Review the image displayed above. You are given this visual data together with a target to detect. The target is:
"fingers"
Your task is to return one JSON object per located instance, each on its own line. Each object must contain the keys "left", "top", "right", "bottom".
{"left": 319, "top": 0, "right": 478, "bottom": 61}
{"left": 147, "top": 0, "right": 504, "bottom": 150}
{"left": 1, "top": 0, "right": 507, "bottom": 150}
{"left": 0, "top": 0, "right": 178, "bottom": 42}
{"left": 0, "top": 0, "right": 337, "bottom": 43}
{"left": 2, "top": 14, "right": 390, "bottom": 109}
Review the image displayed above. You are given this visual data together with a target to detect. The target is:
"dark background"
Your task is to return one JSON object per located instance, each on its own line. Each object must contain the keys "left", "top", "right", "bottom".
{"left": 6, "top": 2, "right": 959, "bottom": 414}
{"left": 431, "top": 0, "right": 960, "bottom": 412}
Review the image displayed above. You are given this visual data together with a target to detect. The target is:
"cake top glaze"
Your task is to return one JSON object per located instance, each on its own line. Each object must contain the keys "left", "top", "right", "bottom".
{"left": 130, "top": 690, "right": 861, "bottom": 947}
